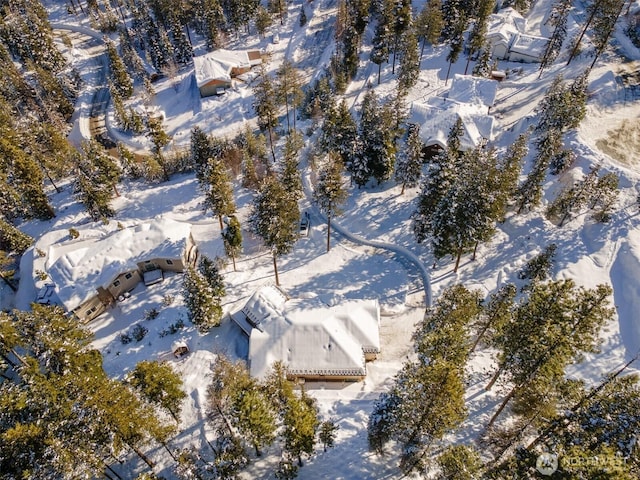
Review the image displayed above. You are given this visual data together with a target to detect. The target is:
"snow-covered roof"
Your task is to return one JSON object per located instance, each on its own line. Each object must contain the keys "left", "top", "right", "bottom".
{"left": 487, "top": 7, "right": 525, "bottom": 44}
{"left": 43, "top": 218, "right": 192, "bottom": 311}
{"left": 409, "top": 98, "right": 495, "bottom": 151}
{"left": 193, "top": 53, "right": 232, "bottom": 87}
{"left": 508, "top": 33, "right": 549, "bottom": 59}
{"left": 193, "top": 49, "right": 262, "bottom": 87}
{"left": 448, "top": 74, "right": 498, "bottom": 108}
{"left": 240, "top": 288, "right": 380, "bottom": 379}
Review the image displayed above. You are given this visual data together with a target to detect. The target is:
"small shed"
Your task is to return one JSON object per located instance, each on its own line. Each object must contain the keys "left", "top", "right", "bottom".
{"left": 172, "top": 340, "right": 189, "bottom": 358}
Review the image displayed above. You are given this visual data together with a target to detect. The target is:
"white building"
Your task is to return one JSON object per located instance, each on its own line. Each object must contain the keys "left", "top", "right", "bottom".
{"left": 33, "top": 218, "right": 198, "bottom": 322}
{"left": 486, "top": 7, "right": 549, "bottom": 63}
{"left": 231, "top": 286, "right": 381, "bottom": 381}
{"left": 409, "top": 75, "right": 497, "bottom": 152}
{"left": 193, "top": 49, "right": 262, "bottom": 97}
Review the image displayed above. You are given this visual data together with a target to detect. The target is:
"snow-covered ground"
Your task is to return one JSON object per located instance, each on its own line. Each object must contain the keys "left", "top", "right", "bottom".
{"left": 3, "top": 0, "right": 640, "bottom": 478}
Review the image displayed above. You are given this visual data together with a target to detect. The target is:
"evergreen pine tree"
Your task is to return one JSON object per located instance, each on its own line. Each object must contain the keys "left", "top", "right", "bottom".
{"left": 276, "top": 60, "right": 304, "bottom": 132}
{"left": 106, "top": 39, "right": 134, "bottom": 99}
{"left": 370, "top": 14, "right": 392, "bottom": 85}
{"left": 202, "top": 157, "right": 236, "bottom": 229}
{"left": 282, "top": 390, "right": 319, "bottom": 467}
{"left": 464, "top": 0, "right": 493, "bottom": 75}
{"left": 321, "top": 100, "right": 359, "bottom": 171}
{"left": 183, "top": 265, "right": 223, "bottom": 331}
{"left": 416, "top": 0, "right": 443, "bottom": 57}
{"left": 397, "top": 28, "right": 420, "bottom": 95}
{"left": 539, "top": 0, "right": 572, "bottom": 75}
{"left": 280, "top": 131, "right": 304, "bottom": 200}
{"left": 222, "top": 215, "right": 243, "bottom": 271}
{"left": 198, "top": 256, "right": 226, "bottom": 298}
{"left": 436, "top": 444, "right": 483, "bottom": 480}
{"left": 318, "top": 420, "right": 339, "bottom": 452}
{"left": 249, "top": 177, "right": 300, "bottom": 286}
{"left": 0, "top": 218, "right": 33, "bottom": 254}
{"left": 253, "top": 62, "right": 279, "bottom": 164}
{"left": 358, "top": 89, "right": 396, "bottom": 185}
{"left": 486, "top": 281, "right": 614, "bottom": 429}
{"left": 395, "top": 125, "right": 424, "bottom": 194}
{"left": 128, "top": 360, "right": 187, "bottom": 423}
{"left": 313, "top": 152, "right": 348, "bottom": 251}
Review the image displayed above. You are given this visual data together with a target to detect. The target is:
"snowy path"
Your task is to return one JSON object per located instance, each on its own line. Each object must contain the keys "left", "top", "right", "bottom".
{"left": 302, "top": 163, "right": 432, "bottom": 308}
{"left": 53, "top": 23, "right": 109, "bottom": 148}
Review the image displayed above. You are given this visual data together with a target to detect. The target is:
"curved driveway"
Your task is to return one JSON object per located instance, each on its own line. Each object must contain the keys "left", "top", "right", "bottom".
{"left": 302, "top": 171, "right": 432, "bottom": 308}
{"left": 57, "top": 22, "right": 433, "bottom": 309}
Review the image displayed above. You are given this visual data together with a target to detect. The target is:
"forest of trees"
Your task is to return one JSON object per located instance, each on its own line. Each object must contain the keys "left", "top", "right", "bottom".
{"left": 0, "top": 0, "right": 637, "bottom": 478}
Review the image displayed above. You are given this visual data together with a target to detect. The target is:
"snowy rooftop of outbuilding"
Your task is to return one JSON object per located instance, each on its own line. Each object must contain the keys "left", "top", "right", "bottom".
{"left": 239, "top": 288, "right": 380, "bottom": 379}
{"left": 41, "top": 218, "right": 192, "bottom": 311}
{"left": 409, "top": 98, "right": 495, "bottom": 151}
{"left": 448, "top": 74, "right": 498, "bottom": 108}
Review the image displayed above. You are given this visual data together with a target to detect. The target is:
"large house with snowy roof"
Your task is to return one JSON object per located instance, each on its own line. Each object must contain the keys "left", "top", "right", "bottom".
{"left": 486, "top": 7, "right": 549, "bottom": 63}
{"left": 34, "top": 218, "right": 198, "bottom": 322}
{"left": 193, "top": 49, "right": 262, "bottom": 97}
{"left": 231, "top": 286, "right": 381, "bottom": 381}
{"left": 409, "top": 74, "right": 497, "bottom": 153}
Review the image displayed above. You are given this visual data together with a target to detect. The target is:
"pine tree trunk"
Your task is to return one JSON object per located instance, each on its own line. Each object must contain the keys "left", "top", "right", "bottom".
{"left": 285, "top": 97, "right": 290, "bottom": 134}
{"left": 104, "top": 463, "right": 123, "bottom": 480}
{"left": 267, "top": 127, "right": 276, "bottom": 165}
{"left": 67, "top": 0, "right": 77, "bottom": 15}
{"left": 293, "top": 102, "right": 297, "bottom": 131}
{"left": 297, "top": 455, "right": 303, "bottom": 467}
{"left": 254, "top": 444, "right": 262, "bottom": 457}
{"left": 590, "top": 0, "right": 625, "bottom": 69}
{"left": 377, "top": 63, "right": 381, "bottom": 85}
{"left": 526, "top": 352, "right": 639, "bottom": 452}
{"left": 130, "top": 444, "right": 155, "bottom": 470}
{"left": 113, "top": 184, "right": 120, "bottom": 197}
{"left": 472, "top": 241, "right": 479, "bottom": 261}
{"left": 445, "top": 60, "right": 453, "bottom": 85}
{"left": 567, "top": 0, "right": 601, "bottom": 65}
{"left": 273, "top": 253, "right": 280, "bottom": 286}
{"left": 471, "top": 320, "right": 491, "bottom": 354}
{"left": 453, "top": 246, "right": 463, "bottom": 273}
{"left": 420, "top": 37, "right": 426, "bottom": 58}
{"left": 231, "top": 254, "right": 236, "bottom": 272}
{"left": 163, "top": 442, "right": 178, "bottom": 461}
{"left": 218, "top": 214, "right": 224, "bottom": 230}
{"left": 486, "top": 387, "right": 516, "bottom": 430}
{"left": 464, "top": 54, "right": 471, "bottom": 75}
{"left": 41, "top": 163, "right": 62, "bottom": 193}
{"left": 168, "top": 407, "right": 180, "bottom": 424}
{"left": 485, "top": 364, "right": 504, "bottom": 390}
{"left": 400, "top": 181, "right": 406, "bottom": 195}
{"left": 326, "top": 215, "right": 331, "bottom": 252}
{"left": 392, "top": 34, "right": 399, "bottom": 74}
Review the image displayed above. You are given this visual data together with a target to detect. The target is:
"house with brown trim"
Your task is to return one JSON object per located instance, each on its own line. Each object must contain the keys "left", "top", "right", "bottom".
{"left": 193, "top": 49, "right": 262, "bottom": 97}
{"left": 34, "top": 218, "right": 198, "bottom": 323}
{"left": 231, "top": 286, "right": 381, "bottom": 381}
